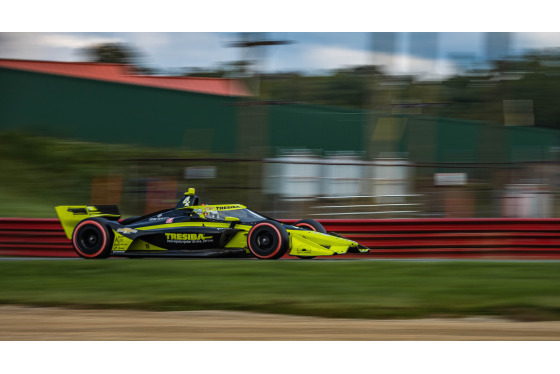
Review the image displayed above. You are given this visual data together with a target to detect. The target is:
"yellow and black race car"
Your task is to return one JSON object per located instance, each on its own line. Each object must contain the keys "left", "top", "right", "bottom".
{"left": 55, "top": 188, "right": 369, "bottom": 260}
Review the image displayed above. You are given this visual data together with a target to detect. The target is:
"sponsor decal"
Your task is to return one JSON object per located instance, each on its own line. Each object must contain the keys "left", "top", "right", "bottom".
{"left": 114, "top": 236, "right": 126, "bottom": 244}
{"left": 149, "top": 216, "right": 169, "bottom": 222}
{"left": 112, "top": 233, "right": 132, "bottom": 251}
{"left": 117, "top": 227, "right": 137, "bottom": 234}
{"left": 166, "top": 217, "right": 174, "bottom": 224}
{"left": 165, "top": 233, "right": 213, "bottom": 243}
{"left": 215, "top": 205, "right": 241, "bottom": 210}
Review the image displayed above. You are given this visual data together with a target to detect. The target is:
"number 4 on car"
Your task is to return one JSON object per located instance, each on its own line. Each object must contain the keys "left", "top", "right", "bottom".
{"left": 55, "top": 189, "right": 370, "bottom": 259}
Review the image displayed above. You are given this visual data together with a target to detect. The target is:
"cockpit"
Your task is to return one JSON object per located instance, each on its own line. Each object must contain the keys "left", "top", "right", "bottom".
{"left": 196, "top": 207, "right": 267, "bottom": 223}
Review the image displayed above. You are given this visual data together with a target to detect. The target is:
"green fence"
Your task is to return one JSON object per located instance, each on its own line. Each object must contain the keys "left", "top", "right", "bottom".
{"left": 0, "top": 67, "right": 239, "bottom": 153}
{"left": 2, "top": 66, "right": 559, "bottom": 162}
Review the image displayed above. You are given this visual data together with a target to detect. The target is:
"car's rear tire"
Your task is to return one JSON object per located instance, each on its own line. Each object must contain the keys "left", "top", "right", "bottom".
{"left": 294, "top": 219, "right": 326, "bottom": 233}
{"left": 72, "top": 219, "right": 112, "bottom": 259}
{"left": 247, "top": 220, "right": 289, "bottom": 259}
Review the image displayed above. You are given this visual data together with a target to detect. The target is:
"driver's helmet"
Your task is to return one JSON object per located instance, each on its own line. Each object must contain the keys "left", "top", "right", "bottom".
{"left": 204, "top": 210, "right": 220, "bottom": 220}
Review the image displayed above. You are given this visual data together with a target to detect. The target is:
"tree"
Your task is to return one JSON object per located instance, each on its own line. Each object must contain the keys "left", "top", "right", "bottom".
{"left": 81, "top": 43, "right": 139, "bottom": 65}
{"left": 437, "top": 49, "right": 560, "bottom": 129}
{"left": 81, "top": 43, "right": 155, "bottom": 74}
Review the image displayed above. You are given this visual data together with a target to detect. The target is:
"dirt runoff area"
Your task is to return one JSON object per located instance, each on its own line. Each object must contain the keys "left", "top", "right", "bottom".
{"left": 1, "top": 306, "right": 560, "bottom": 340}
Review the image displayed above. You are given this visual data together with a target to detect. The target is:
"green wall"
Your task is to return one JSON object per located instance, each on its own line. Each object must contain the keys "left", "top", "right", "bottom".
{"left": 368, "top": 114, "right": 560, "bottom": 164}
{"left": 0, "top": 67, "right": 239, "bottom": 153}
{"left": 2, "top": 67, "right": 559, "bottom": 161}
{"left": 267, "top": 103, "right": 367, "bottom": 155}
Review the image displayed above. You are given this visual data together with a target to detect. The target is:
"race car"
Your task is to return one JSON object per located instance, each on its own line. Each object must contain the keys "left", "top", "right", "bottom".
{"left": 55, "top": 188, "right": 369, "bottom": 259}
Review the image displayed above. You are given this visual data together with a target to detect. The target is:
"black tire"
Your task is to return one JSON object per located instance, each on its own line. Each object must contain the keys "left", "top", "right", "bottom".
{"left": 247, "top": 220, "right": 290, "bottom": 259}
{"left": 72, "top": 218, "right": 113, "bottom": 259}
{"left": 294, "top": 219, "right": 326, "bottom": 233}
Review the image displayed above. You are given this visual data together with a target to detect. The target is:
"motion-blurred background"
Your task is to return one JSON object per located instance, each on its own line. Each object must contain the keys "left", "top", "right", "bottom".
{"left": 2, "top": 32, "right": 560, "bottom": 219}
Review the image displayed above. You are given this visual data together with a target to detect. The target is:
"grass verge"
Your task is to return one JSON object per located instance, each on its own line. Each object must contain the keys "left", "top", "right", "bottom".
{"left": 0, "top": 132, "right": 222, "bottom": 218}
{"left": 1, "top": 259, "right": 560, "bottom": 321}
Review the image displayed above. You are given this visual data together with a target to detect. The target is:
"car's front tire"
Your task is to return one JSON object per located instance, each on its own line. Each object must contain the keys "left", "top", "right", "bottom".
{"left": 72, "top": 219, "right": 112, "bottom": 259}
{"left": 247, "top": 220, "right": 289, "bottom": 259}
{"left": 293, "top": 219, "right": 326, "bottom": 259}
{"left": 294, "top": 219, "right": 326, "bottom": 233}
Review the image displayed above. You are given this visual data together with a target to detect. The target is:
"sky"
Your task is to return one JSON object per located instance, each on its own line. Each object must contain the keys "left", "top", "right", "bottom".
{"left": 2, "top": 32, "right": 560, "bottom": 79}
{"left": 2, "top": 1, "right": 560, "bottom": 79}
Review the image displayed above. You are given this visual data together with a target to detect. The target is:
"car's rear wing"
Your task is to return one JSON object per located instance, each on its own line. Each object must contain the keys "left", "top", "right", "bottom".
{"left": 55, "top": 205, "right": 121, "bottom": 239}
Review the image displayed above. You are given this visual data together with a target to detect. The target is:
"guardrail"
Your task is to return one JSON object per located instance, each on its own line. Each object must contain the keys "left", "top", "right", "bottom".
{"left": 2, "top": 217, "right": 560, "bottom": 259}
{"left": 283, "top": 218, "right": 560, "bottom": 259}
{"left": 0, "top": 218, "right": 75, "bottom": 257}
